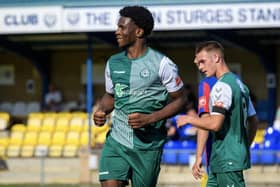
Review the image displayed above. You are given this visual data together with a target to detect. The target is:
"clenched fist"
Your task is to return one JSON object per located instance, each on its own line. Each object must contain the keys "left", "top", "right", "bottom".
{"left": 93, "top": 110, "right": 106, "bottom": 126}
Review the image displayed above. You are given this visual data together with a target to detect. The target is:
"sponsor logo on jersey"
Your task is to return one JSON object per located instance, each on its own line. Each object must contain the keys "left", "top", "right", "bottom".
{"left": 114, "top": 83, "right": 128, "bottom": 97}
{"left": 199, "top": 96, "right": 206, "bottom": 108}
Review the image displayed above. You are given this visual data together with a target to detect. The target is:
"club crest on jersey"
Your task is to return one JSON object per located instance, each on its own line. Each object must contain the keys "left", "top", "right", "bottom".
{"left": 199, "top": 96, "right": 206, "bottom": 107}
{"left": 140, "top": 68, "right": 150, "bottom": 79}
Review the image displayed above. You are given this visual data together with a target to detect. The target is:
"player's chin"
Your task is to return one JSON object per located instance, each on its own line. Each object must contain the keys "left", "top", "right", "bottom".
{"left": 203, "top": 72, "right": 209, "bottom": 77}
{"left": 118, "top": 41, "right": 127, "bottom": 48}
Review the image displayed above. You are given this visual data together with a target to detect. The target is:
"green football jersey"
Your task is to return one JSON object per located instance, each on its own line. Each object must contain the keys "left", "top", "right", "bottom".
{"left": 209, "top": 72, "right": 251, "bottom": 173}
{"left": 105, "top": 47, "right": 183, "bottom": 149}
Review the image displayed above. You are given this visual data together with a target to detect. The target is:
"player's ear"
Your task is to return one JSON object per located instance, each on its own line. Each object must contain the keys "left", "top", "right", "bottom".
{"left": 214, "top": 53, "right": 220, "bottom": 63}
{"left": 136, "top": 28, "right": 144, "bottom": 38}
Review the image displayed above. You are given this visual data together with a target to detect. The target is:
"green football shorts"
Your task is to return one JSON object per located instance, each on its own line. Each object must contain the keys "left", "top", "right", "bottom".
{"left": 207, "top": 170, "right": 245, "bottom": 187}
{"left": 99, "top": 135, "right": 162, "bottom": 187}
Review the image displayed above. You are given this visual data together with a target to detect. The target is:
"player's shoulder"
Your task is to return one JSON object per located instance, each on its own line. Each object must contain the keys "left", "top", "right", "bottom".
{"left": 108, "top": 51, "right": 127, "bottom": 62}
{"left": 147, "top": 47, "right": 167, "bottom": 62}
{"left": 199, "top": 76, "right": 217, "bottom": 87}
{"left": 212, "top": 80, "right": 232, "bottom": 94}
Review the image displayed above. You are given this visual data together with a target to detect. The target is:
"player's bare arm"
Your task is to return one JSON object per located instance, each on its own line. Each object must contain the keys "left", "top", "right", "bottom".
{"left": 193, "top": 129, "right": 209, "bottom": 179}
{"left": 177, "top": 113, "right": 225, "bottom": 132}
{"left": 93, "top": 93, "right": 114, "bottom": 126}
{"left": 128, "top": 88, "right": 187, "bottom": 129}
{"left": 247, "top": 115, "right": 258, "bottom": 146}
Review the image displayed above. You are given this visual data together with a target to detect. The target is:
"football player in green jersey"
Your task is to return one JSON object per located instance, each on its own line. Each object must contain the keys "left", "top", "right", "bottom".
{"left": 93, "top": 6, "right": 186, "bottom": 187}
{"left": 177, "top": 41, "right": 258, "bottom": 187}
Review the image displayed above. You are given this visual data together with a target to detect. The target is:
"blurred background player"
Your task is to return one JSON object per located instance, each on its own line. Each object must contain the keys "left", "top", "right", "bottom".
{"left": 44, "top": 83, "right": 62, "bottom": 112}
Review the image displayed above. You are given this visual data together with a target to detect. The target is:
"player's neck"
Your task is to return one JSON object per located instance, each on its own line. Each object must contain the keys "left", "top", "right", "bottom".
{"left": 216, "top": 63, "right": 230, "bottom": 79}
{"left": 126, "top": 41, "right": 148, "bottom": 59}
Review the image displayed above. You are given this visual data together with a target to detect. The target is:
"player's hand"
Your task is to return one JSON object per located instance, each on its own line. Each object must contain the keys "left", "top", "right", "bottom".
{"left": 128, "top": 113, "right": 150, "bottom": 129}
{"left": 192, "top": 156, "right": 204, "bottom": 180}
{"left": 93, "top": 110, "right": 106, "bottom": 126}
{"left": 176, "top": 115, "right": 190, "bottom": 127}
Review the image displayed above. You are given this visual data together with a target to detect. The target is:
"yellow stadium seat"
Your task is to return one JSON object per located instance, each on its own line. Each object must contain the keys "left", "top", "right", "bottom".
{"left": 43, "top": 112, "right": 57, "bottom": 118}
{"left": 7, "top": 132, "right": 23, "bottom": 157}
{"left": 27, "top": 117, "right": 42, "bottom": 125}
{"left": 80, "top": 131, "right": 95, "bottom": 147}
{"left": 65, "top": 131, "right": 80, "bottom": 145}
{"left": 69, "top": 117, "right": 84, "bottom": 132}
{"left": 92, "top": 124, "right": 110, "bottom": 136}
{"left": 28, "top": 112, "right": 44, "bottom": 119}
{"left": 83, "top": 123, "right": 89, "bottom": 132}
{"left": 27, "top": 117, "right": 42, "bottom": 132}
{"left": 95, "top": 131, "right": 108, "bottom": 144}
{"left": 35, "top": 132, "right": 52, "bottom": 157}
{"left": 49, "top": 145, "right": 63, "bottom": 157}
{"left": 48, "top": 132, "right": 66, "bottom": 157}
{"left": 63, "top": 145, "right": 79, "bottom": 157}
{"left": 11, "top": 124, "right": 26, "bottom": 133}
{"left": 9, "top": 131, "right": 24, "bottom": 144}
{"left": 27, "top": 123, "right": 41, "bottom": 132}
{"left": 254, "top": 129, "right": 265, "bottom": 144}
{"left": 41, "top": 123, "right": 55, "bottom": 132}
{"left": 55, "top": 117, "right": 70, "bottom": 132}
{"left": 42, "top": 116, "right": 56, "bottom": 124}
{"left": 71, "top": 112, "right": 87, "bottom": 119}
{"left": 55, "top": 124, "right": 69, "bottom": 132}
{"left": 56, "top": 112, "right": 72, "bottom": 119}
{"left": 80, "top": 131, "right": 89, "bottom": 146}
{"left": 62, "top": 131, "right": 80, "bottom": 157}
{"left": 69, "top": 123, "right": 83, "bottom": 132}
{"left": 6, "top": 145, "right": 21, "bottom": 157}
{"left": 0, "top": 137, "right": 9, "bottom": 157}
{"left": 0, "top": 112, "right": 10, "bottom": 130}
{"left": 83, "top": 118, "right": 94, "bottom": 131}
{"left": 41, "top": 117, "right": 56, "bottom": 132}
{"left": 37, "top": 132, "right": 52, "bottom": 146}
{"left": 21, "top": 132, "right": 38, "bottom": 157}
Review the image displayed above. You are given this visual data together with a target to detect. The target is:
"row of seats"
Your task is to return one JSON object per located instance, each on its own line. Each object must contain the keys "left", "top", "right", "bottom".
{"left": 0, "top": 111, "right": 108, "bottom": 131}
{"left": 0, "top": 100, "right": 86, "bottom": 117}
{"left": 162, "top": 140, "right": 196, "bottom": 165}
{"left": 0, "top": 112, "right": 111, "bottom": 158}
{"left": 161, "top": 128, "right": 280, "bottom": 165}
{"left": 0, "top": 128, "right": 109, "bottom": 158}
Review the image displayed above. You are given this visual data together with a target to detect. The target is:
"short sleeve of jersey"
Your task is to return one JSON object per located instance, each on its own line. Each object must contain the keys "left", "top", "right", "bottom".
{"left": 198, "top": 81, "right": 211, "bottom": 116}
{"left": 159, "top": 56, "right": 183, "bottom": 92}
{"left": 248, "top": 97, "right": 256, "bottom": 116}
{"left": 210, "top": 81, "right": 232, "bottom": 115}
{"left": 198, "top": 77, "right": 216, "bottom": 116}
{"left": 105, "top": 61, "right": 114, "bottom": 94}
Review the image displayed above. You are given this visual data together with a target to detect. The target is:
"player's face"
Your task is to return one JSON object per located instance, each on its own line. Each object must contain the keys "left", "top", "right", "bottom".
{"left": 194, "top": 50, "right": 218, "bottom": 77}
{"left": 115, "top": 16, "right": 138, "bottom": 48}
